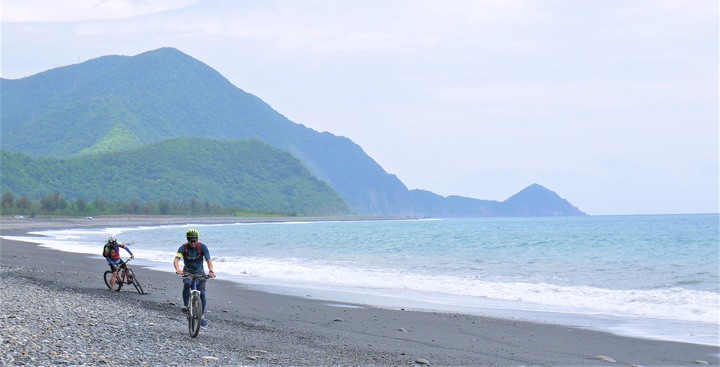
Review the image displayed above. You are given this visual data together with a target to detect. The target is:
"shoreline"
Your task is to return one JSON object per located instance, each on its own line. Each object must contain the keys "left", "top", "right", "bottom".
{"left": 1, "top": 216, "right": 719, "bottom": 366}
{"left": 0, "top": 214, "right": 399, "bottom": 232}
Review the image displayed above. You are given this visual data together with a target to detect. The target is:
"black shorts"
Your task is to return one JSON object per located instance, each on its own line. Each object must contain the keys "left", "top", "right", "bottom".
{"left": 183, "top": 277, "right": 207, "bottom": 291}
{"left": 108, "top": 259, "right": 125, "bottom": 272}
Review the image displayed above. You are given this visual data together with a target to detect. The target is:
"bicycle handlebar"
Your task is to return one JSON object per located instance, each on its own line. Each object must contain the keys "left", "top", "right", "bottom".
{"left": 180, "top": 273, "right": 213, "bottom": 280}
{"left": 111, "top": 258, "right": 132, "bottom": 268}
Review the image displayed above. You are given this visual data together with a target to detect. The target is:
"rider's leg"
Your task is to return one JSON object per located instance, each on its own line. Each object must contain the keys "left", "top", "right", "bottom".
{"left": 110, "top": 270, "right": 118, "bottom": 288}
{"left": 182, "top": 279, "right": 191, "bottom": 307}
{"left": 197, "top": 279, "right": 208, "bottom": 315}
{"left": 200, "top": 290, "right": 207, "bottom": 315}
{"left": 200, "top": 291, "right": 209, "bottom": 328}
{"left": 118, "top": 262, "right": 127, "bottom": 283}
{"left": 108, "top": 263, "right": 118, "bottom": 289}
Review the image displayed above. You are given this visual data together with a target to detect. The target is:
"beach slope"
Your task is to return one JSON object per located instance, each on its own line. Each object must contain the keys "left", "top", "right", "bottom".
{"left": 1, "top": 217, "right": 718, "bottom": 366}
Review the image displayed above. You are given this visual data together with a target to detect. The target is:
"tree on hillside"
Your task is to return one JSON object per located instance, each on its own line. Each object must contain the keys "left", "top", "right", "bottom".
{"left": 76, "top": 197, "right": 87, "bottom": 213}
{"left": 16, "top": 196, "right": 31, "bottom": 212}
{"left": 40, "top": 192, "right": 67, "bottom": 212}
{"left": 1, "top": 191, "right": 15, "bottom": 211}
{"left": 95, "top": 198, "right": 107, "bottom": 211}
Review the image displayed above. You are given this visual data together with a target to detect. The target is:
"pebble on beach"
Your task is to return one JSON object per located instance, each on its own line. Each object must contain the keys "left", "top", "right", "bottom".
{"left": 595, "top": 355, "right": 617, "bottom": 363}
{"left": 1, "top": 268, "right": 250, "bottom": 366}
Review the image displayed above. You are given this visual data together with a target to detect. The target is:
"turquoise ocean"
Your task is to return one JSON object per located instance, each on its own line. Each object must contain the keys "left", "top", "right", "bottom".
{"left": 6, "top": 214, "right": 719, "bottom": 346}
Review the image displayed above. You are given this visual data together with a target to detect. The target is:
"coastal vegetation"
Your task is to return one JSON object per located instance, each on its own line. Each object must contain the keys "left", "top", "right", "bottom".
{"left": 0, "top": 138, "right": 349, "bottom": 216}
{"left": 0, "top": 189, "right": 285, "bottom": 217}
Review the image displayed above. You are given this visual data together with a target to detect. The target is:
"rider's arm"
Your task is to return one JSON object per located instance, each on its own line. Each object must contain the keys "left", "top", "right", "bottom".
{"left": 203, "top": 244, "right": 215, "bottom": 277}
{"left": 206, "top": 258, "right": 215, "bottom": 274}
{"left": 120, "top": 243, "right": 134, "bottom": 257}
{"left": 173, "top": 253, "right": 184, "bottom": 275}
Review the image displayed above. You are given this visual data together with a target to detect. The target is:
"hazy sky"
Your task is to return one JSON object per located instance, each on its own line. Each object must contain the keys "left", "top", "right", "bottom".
{"left": 2, "top": 0, "right": 718, "bottom": 215}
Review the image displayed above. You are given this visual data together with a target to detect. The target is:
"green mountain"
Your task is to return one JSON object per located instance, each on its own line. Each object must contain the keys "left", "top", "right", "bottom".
{"left": 0, "top": 139, "right": 349, "bottom": 216}
{"left": 1, "top": 47, "right": 410, "bottom": 215}
{"left": 1, "top": 47, "right": 586, "bottom": 217}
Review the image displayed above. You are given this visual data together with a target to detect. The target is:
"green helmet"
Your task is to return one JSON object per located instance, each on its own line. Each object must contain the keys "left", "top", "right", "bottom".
{"left": 186, "top": 228, "right": 199, "bottom": 240}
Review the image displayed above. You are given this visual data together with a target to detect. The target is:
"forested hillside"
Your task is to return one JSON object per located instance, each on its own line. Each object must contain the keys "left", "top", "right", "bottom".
{"left": 1, "top": 138, "right": 349, "bottom": 216}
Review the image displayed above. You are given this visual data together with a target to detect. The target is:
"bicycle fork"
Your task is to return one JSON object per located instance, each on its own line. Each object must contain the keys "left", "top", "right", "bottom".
{"left": 188, "top": 289, "right": 202, "bottom": 319}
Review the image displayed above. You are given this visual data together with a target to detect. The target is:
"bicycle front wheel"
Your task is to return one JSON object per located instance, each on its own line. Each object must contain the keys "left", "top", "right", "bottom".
{"left": 189, "top": 296, "right": 202, "bottom": 338}
{"left": 103, "top": 271, "right": 122, "bottom": 291}
{"left": 126, "top": 269, "right": 144, "bottom": 295}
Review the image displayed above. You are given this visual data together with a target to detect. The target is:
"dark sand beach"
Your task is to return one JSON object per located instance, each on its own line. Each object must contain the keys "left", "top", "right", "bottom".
{"left": 1, "top": 216, "right": 718, "bottom": 366}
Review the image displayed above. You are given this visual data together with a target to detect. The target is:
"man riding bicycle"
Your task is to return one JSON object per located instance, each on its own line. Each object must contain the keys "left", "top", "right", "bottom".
{"left": 103, "top": 236, "right": 134, "bottom": 291}
{"left": 173, "top": 228, "right": 215, "bottom": 328}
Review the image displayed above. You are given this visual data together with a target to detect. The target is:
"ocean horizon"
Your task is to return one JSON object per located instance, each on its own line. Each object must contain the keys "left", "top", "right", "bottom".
{"left": 4, "top": 214, "right": 718, "bottom": 346}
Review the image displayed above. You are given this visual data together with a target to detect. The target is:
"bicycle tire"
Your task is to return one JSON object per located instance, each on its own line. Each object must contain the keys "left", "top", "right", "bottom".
{"left": 103, "top": 270, "right": 122, "bottom": 291}
{"left": 189, "top": 296, "right": 202, "bottom": 338}
{"left": 126, "top": 269, "right": 145, "bottom": 295}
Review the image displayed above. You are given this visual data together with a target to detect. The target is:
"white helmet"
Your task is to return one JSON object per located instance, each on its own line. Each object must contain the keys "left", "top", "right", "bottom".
{"left": 108, "top": 236, "right": 117, "bottom": 244}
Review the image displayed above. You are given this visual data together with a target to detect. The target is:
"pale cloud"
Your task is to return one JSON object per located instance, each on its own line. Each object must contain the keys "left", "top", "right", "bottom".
{"left": 161, "top": 0, "right": 537, "bottom": 52}
{"left": 1, "top": 0, "right": 717, "bottom": 214}
{"left": 1, "top": 0, "right": 199, "bottom": 22}
{"left": 619, "top": 0, "right": 717, "bottom": 21}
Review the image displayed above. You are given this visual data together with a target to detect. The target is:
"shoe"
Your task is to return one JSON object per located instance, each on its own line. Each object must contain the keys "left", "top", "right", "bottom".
{"left": 201, "top": 318, "right": 208, "bottom": 329}
{"left": 181, "top": 306, "right": 188, "bottom": 313}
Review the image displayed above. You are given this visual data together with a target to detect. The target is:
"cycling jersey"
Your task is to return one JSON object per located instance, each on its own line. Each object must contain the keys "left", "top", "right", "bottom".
{"left": 104, "top": 242, "right": 132, "bottom": 267}
{"left": 175, "top": 243, "right": 211, "bottom": 275}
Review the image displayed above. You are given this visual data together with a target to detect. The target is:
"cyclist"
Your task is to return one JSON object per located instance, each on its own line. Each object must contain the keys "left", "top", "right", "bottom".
{"left": 103, "top": 236, "right": 134, "bottom": 291}
{"left": 173, "top": 228, "right": 215, "bottom": 328}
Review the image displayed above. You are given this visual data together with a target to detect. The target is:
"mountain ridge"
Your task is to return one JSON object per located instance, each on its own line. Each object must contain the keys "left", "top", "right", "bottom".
{"left": 2, "top": 47, "right": 414, "bottom": 215}
{"left": 1, "top": 47, "right": 586, "bottom": 217}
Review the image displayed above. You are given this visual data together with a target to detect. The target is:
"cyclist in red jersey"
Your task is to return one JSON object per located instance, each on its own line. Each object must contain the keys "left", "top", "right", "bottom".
{"left": 103, "top": 236, "right": 134, "bottom": 291}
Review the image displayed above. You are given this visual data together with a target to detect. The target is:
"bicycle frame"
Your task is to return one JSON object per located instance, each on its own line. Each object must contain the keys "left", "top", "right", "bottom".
{"left": 113, "top": 260, "right": 130, "bottom": 283}
{"left": 182, "top": 273, "right": 210, "bottom": 338}
{"left": 188, "top": 277, "right": 203, "bottom": 307}
{"left": 103, "top": 258, "right": 144, "bottom": 294}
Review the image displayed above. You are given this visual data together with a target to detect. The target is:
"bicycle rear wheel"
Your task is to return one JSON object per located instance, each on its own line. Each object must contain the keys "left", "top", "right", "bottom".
{"left": 189, "top": 295, "right": 202, "bottom": 338}
{"left": 103, "top": 270, "right": 122, "bottom": 291}
{"left": 126, "top": 269, "right": 144, "bottom": 295}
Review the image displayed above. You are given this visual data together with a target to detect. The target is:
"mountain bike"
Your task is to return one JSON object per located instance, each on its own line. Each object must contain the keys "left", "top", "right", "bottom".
{"left": 103, "top": 258, "right": 144, "bottom": 295}
{"left": 181, "top": 273, "right": 211, "bottom": 338}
